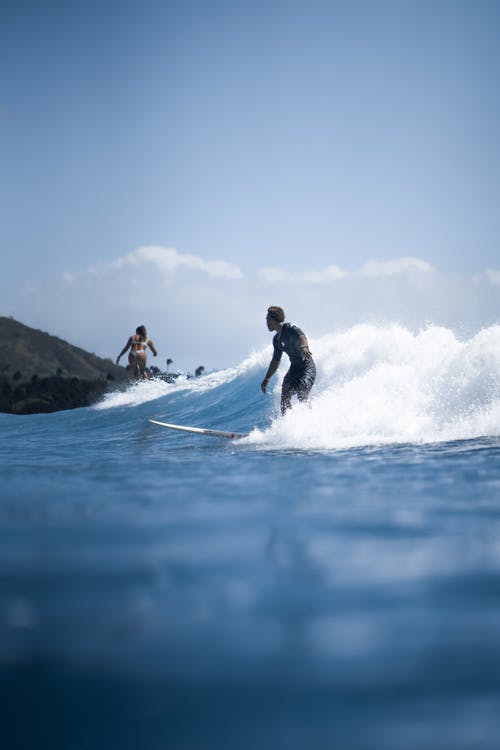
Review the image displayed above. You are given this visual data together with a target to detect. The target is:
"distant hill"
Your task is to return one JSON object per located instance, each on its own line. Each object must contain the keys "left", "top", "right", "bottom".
{"left": 0, "top": 317, "right": 130, "bottom": 413}
{"left": 0, "top": 316, "right": 126, "bottom": 382}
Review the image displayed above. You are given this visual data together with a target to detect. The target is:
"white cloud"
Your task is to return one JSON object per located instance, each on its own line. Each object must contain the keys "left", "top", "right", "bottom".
{"left": 85, "top": 245, "right": 243, "bottom": 282}
{"left": 259, "top": 256, "right": 434, "bottom": 285}
{"left": 484, "top": 269, "right": 500, "bottom": 286}
{"left": 359, "top": 257, "right": 434, "bottom": 276}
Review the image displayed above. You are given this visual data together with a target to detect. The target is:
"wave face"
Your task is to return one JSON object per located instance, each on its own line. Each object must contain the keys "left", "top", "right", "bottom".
{"left": 96, "top": 324, "right": 500, "bottom": 449}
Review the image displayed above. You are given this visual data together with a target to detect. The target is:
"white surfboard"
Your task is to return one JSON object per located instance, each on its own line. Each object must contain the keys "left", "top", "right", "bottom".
{"left": 148, "top": 418, "right": 248, "bottom": 440}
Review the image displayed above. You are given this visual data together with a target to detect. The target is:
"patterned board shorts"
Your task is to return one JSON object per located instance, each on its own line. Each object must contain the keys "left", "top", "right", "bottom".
{"left": 282, "top": 359, "right": 316, "bottom": 394}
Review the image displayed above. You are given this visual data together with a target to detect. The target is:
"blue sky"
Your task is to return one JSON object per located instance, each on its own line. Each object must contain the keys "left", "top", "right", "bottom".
{"left": 1, "top": 1, "right": 499, "bottom": 368}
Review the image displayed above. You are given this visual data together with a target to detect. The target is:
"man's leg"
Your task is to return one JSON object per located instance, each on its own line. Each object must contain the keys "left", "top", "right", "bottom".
{"left": 297, "top": 362, "right": 316, "bottom": 405}
{"left": 280, "top": 381, "right": 294, "bottom": 414}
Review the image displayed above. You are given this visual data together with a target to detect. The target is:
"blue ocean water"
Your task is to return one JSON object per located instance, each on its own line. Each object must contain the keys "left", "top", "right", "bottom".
{"left": 1, "top": 324, "right": 500, "bottom": 750}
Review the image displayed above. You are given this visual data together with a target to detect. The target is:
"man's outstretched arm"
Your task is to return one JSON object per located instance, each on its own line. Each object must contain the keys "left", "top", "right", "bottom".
{"left": 261, "top": 358, "right": 280, "bottom": 393}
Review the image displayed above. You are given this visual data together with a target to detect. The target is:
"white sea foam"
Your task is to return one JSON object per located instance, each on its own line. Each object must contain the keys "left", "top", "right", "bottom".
{"left": 93, "top": 349, "right": 269, "bottom": 410}
{"left": 248, "top": 324, "right": 500, "bottom": 449}
{"left": 95, "top": 323, "right": 500, "bottom": 449}
{"left": 93, "top": 377, "right": 183, "bottom": 409}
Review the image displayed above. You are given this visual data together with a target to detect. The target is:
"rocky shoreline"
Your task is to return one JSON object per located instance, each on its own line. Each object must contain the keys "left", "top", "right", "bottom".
{"left": 0, "top": 369, "right": 196, "bottom": 415}
{"left": 0, "top": 373, "right": 119, "bottom": 414}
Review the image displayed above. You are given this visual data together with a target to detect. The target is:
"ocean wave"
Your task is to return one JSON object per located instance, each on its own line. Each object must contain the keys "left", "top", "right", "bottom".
{"left": 95, "top": 324, "right": 500, "bottom": 449}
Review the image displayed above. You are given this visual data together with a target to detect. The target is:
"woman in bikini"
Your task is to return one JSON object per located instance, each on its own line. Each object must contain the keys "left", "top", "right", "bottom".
{"left": 116, "top": 325, "right": 158, "bottom": 380}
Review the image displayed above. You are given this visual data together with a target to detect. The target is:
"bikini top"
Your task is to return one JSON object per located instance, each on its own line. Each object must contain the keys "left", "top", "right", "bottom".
{"left": 131, "top": 335, "right": 149, "bottom": 350}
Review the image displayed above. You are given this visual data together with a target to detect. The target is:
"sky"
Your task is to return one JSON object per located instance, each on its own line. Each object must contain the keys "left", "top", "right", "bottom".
{"left": 1, "top": 0, "right": 499, "bottom": 370}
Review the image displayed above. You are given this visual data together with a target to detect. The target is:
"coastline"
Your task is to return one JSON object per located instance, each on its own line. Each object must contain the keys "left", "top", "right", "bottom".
{"left": 0, "top": 373, "right": 120, "bottom": 415}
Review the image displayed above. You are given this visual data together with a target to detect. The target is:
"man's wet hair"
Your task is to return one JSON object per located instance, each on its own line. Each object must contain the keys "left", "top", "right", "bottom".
{"left": 266, "top": 306, "right": 285, "bottom": 323}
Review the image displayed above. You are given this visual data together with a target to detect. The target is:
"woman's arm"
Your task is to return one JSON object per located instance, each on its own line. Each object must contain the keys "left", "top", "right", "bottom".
{"left": 116, "top": 337, "right": 132, "bottom": 365}
{"left": 147, "top": 339, "right": 158, "bottom": 357}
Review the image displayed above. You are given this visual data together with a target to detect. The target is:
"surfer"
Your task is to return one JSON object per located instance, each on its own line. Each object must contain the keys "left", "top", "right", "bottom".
{"left": 261, "top": 306, "right": 316, "bottom": 414}
{"left": 116, "top": 325, "right": 157, "bottom": 380}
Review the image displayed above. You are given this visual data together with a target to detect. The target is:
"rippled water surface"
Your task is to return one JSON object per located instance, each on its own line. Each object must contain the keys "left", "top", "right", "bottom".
{"left": 1, "top": 327, "right": 500, "bottom": 749}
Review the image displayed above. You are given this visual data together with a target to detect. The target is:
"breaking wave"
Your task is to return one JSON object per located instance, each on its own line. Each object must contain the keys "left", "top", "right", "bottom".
{"left": 94, "top": 324, "right": 500, "bottom": 450}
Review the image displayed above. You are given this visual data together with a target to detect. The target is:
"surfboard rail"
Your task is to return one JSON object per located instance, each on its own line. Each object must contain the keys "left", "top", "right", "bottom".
{"left": 148, "top": 418, "right": 248, "bottom": 440}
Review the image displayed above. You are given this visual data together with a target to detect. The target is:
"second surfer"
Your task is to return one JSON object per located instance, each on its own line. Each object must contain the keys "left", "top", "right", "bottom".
{"left": 116, "top": 325, "right": 158, "bottom": 380}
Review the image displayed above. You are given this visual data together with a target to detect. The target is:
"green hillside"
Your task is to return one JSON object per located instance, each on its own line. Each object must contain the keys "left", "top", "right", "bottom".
{"left": 0, "top": 316, "right": 126, "bottom": 382}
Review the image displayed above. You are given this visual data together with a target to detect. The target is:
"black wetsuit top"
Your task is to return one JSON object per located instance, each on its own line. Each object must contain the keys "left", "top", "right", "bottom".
{"left": 273, "top": 323, "right": 316, "bottom": 394}
{"left": 272, "top": 323, "right": 311, "bottom": 367}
